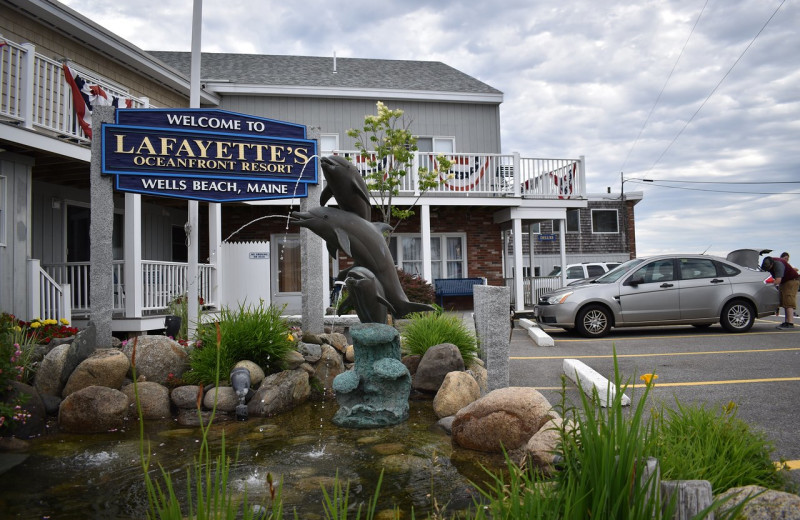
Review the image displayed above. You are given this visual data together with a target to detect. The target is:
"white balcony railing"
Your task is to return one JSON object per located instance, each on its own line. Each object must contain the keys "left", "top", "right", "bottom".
{"left": 505, "top": 276, "right": 564, "bottom": 307}
{"left": 333, "top": 151, "right": 585, "bottom": 199}
{"left": 0, "top": 39, "right": 149, "bottom": 141}
{"left": 42, "top": 260, "right": 214, "bottom": 316}
{"left": 27, "top": 259, "right": 72, "bottom": 323}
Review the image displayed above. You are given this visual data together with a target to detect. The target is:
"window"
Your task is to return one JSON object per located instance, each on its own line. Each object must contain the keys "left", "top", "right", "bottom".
{"left": 416, "top": 137, "right": 455, "bottom": 154}
{"left": 553, "top": 209, "right": 580, "bottom": 233}
{"left": 679, "top": 258, "right": 718, "bottom": 280}
{"left": 591, "top": 209, "right": 619, "bottom": 233}
{"left": 0, "top": 176, "right": 5, "bottom": 246}
{"left": 320, "top": 134, "right": 339, "bottom": 154}
{"left": 632, "top": 259, "right": 674, "bottom": 284}
{"left": 390, "top": 233, "right": 467, "bottom": 279}
{"left": 274, "top": 235, "right": 302, "bottom": 292}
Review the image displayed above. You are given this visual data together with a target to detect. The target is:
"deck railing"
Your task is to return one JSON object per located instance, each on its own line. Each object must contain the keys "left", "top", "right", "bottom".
{"left": 27, "top": 260, "right": 72, "bottom": 323}
{"left": 42, "top": 260, "right": 214, "bottom": 316}
{"left": 333, "top": 150, "right": 585, "bottom": 199}
{"left": 0, "top": 39, "right": 149, "bottom": 141}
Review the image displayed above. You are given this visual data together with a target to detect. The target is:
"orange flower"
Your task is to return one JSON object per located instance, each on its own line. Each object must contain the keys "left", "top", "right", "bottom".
{"left": 639, "top": 373, "right": 658, "bottom": 385}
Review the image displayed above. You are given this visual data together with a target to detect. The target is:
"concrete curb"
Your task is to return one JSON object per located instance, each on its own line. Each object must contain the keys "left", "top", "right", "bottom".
{"left": 519, "top": 318, "right": 555, "bottom": 347}
{"left": 563, "top": 358, "right": 630, "bottom": 407}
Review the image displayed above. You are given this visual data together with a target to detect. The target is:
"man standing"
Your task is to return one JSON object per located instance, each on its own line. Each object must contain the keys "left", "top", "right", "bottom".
{"left": 761, "top": 255, "right": 799, "bottom": 329}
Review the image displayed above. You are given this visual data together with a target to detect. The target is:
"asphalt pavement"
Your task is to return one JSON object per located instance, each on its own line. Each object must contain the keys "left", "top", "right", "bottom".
{"left": 507, "top": 312, "right": 800, "bottom": 488}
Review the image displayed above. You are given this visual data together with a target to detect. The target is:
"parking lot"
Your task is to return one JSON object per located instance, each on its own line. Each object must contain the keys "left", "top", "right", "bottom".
{"left": 509, "top": 313, "right": 800, "bottom": 483}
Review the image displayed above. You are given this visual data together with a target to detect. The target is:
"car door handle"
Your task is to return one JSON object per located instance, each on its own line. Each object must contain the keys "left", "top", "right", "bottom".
{"left": 710, "top": 279, "right": 725, "bottom": 284}
{"left": 660, "top": 283, "right": 674, "bottom": 288}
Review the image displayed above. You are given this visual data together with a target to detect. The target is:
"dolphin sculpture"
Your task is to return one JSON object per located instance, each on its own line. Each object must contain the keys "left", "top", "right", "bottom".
{"left": 319, "top": 155, "right": 372, "bottom": 221}
{"left": 337, "top": 266, "right": 396, "bottom": 324}
{"left": 289, "top": 206, "right": 434, "bottom": 318}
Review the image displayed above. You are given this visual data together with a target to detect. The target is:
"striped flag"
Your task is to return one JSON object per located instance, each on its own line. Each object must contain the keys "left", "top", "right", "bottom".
{"left": 62, "top": 63, "right": 132, "bottom": 139}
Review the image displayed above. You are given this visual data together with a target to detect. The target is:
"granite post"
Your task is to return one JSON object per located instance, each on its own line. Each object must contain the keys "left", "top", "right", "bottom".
{"left": 473, "top": 284, "right": 510, "bottom": 390}
{"left": 300, "top": 127, "right": 324, "bottom": 333}
{"left": 89, "top": 105, "right": 115, "bottom": 347}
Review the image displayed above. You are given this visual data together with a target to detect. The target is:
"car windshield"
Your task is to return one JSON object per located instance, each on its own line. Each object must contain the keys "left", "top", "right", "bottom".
{"left": 593, "top": 259, "right": 644, "bottom": 283}
{"left": 548, "top": 266, "right": 561, "bottom": 276}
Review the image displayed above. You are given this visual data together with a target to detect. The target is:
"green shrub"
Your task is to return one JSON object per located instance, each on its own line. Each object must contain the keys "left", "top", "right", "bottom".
{"left": 653, "top": 400, "right": 793, "bottom": 493}
{"left": 184, "top": 301, "right": 294, "bottom": 386}
{"left": 401, "top": 309, "right": 478, "bottom": 364}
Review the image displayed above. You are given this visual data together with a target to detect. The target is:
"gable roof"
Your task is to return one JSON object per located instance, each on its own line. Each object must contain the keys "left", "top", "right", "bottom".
{"left": 149, "top": 52, "right": 503, "bottom": 103}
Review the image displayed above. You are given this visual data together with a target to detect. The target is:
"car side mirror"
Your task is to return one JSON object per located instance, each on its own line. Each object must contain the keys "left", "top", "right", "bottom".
{"left": 627, "top": 276, "right": 645, "bottom": 286}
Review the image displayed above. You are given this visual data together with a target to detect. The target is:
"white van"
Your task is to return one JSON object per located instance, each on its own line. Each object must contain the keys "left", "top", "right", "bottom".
{"left": 548, "top": 262, "right": 621, "bottom": 283}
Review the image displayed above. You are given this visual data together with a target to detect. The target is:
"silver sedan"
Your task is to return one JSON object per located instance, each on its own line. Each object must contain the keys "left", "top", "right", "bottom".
{"left": 535, "top": 254, "right": 779, "bottom": 338}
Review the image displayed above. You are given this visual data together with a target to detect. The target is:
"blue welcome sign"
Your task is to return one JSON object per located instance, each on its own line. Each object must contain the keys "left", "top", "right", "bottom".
{"left": 101, "top": 108, "right": 318, "bottom": 202}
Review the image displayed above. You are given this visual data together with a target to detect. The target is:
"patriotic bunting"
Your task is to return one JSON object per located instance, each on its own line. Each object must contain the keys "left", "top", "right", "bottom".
{"left": 62, "top": 63, "right": 132, "bottom": 139}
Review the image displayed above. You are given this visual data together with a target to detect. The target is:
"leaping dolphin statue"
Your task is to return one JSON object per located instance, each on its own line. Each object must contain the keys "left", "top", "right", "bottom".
{"left": 319, "top": 155, "right": 372, "bottom": 221}
{"left": 337, "top": 266, "right": 395, "bottom": 324}
{"left": 289, "top": 206, "right": 434, "bottom": 318}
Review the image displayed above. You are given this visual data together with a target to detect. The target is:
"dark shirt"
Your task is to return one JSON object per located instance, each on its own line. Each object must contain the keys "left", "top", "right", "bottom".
{"left": 770, "top": 257, "right": 799, "bottom": 283}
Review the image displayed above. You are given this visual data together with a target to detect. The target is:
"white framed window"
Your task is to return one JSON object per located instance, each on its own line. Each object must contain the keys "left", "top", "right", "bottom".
{"left": 0, "top": 176, "right": 6, "bottom": 246}
{"left": 416, "top": 137, "right": 455, "bottom": 154}
{"left": 592, "top": 209, "right": 619, "bottom": 233}
{"left": 389, "top": 233, "right": 467, "bottom": 279}
{"left": 320, "top": 134, "right": 339, "bottom": 154}
{"left": 553, "top": 209, "right": 580, "bottom": 233}
{"left": 271, "top": 234, "right": 302, "bottom": 293}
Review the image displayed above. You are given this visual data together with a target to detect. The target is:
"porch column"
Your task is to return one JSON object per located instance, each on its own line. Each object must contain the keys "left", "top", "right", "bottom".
{"left": 187, "top": 201, "right": 199, "bottom": 337}
{"left": 20, "top": 43, "right": 35, "bottom": 129}
{"left": 301, "top": 128, "right": 324, "bottom": 332}
{"left": 528, "top": 222, "right": 536, "bottom": 303}
{"left": 421, "top": 204, "right": 432, "bottom": 283}
{"left": 124, "top": 193, "right": 143, "bottom": 318}
{"left": 512, "top": 218, "right": 524, "bottom": 312}
{"left": 558, "top": 218, "right": 567, "bottom": 286}
{"left": 208, "top": 203, "right": 223, "bottom": 309}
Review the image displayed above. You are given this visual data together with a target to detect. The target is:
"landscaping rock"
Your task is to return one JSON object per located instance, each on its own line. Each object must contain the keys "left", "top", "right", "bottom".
{"left": 319, "top": 332, "right": 348, "bottom": 353}
{"left": 525, "top": 416, "right": 574, "bottom": 475}
{"left": 312, "top": 344, "right": 344, "bottom": 394}
{"left": 297, "top": 342, "right": 322, "bottom": 363}
{"left": 433, "top": 371, "right": 480, "bottom": 419}
{"left": 171, "top": 385, "right": 203, "bottom": 410}
{"left": 1, "top": 382, "right": 47, "bottom": 439}
{"left": 452, "top": 387, "right": 555, "bottom": 452}
{"left": 121, "top": 382, "right": 171, "bottom": 419}
{"left": 203, "top": 385, "right": 238, "bottom": 413}
{"left": 248, "top": 369, "right": 310, "bottom": 417}
{"left": 59, "top": 322, "right": 98, "bottom": 388}
{"left": 58, "top": 386, "right": 129, "bottom": 433}
{"left": 34, "top": 343, "right": 70, "bottom": 397}
{"left": 466, "top": 359, "right": 488, "bottom": 395}
{"left": 62, "top": 348, "right": 129, "bottom": 397}
{"left": 234, "top": 360, "right": 265, "bottom": 386}
{"left": 121, "top": 335, "right": 189, "bottom": 384}
{"left": 413, "top": 343, "right": 465, "bottom": 393}
{"left": 715, "top": 485, "right": 800, "bottom": 520}
{"left": 284, "top": 350, "right": 306, "bottom": 370}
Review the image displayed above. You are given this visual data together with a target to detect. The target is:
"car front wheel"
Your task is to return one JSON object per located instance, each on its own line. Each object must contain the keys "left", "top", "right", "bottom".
{"left": 720, "top": 300, "right": 755, "bottom": 333}
{"left": 576, "top": 304, "right": 611, "bottom": 338}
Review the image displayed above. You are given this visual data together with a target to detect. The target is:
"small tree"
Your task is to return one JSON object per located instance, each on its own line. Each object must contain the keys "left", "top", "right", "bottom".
{"left": 347, "top": 101, "right": 452, "bottom": 234}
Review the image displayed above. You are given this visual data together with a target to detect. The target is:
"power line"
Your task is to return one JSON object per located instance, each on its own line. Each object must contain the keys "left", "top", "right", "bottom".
{"left": 619, "top": 0, "right": 709, "bottom": 175}
{"left": 646, "top": 0, "right": 787, "bottom": 174}
{"left": 625, "top": 179, "right": 800, "bottom": 195}
{"left": 626, "top": 177, "right": 800, "bottom": 185}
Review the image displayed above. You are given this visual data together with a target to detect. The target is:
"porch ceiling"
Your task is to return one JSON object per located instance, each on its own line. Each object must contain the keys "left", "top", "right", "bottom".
{"left": 1, "top": 139, "right": 90, "bottom": 188}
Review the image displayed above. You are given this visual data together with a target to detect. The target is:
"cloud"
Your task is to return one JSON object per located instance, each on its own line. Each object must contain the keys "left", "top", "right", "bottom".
{"left": 61, "top": 0, "right": 800, "bottom": 259}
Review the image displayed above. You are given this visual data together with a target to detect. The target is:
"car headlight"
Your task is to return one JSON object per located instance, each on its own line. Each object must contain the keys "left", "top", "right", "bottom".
{"left": 545, "top": 291, "right": 573, "bottom": 305}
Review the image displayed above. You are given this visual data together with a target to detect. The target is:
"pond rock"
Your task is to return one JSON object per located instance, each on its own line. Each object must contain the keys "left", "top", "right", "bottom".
{"left": 203, "top": 385, "right": 238, "bottom": 413}
{"left": 433, "top": 371, "right": 480, "bottom": 419}
{"left": 121, "top": 382, "right": 171, "bottom": 419}
{"left": 170, "top": 385, "right": 203, "bottom": 409}
{"left": 62, "top": 348, "right": 129, "bottom": 397}
{"left": 233, "top": 360, "right": 265, "bottom": 387}
{"left": 715, "top": 485, "right": 800, "bottom": 520}
{"left": 413, "top": 343, "right": 465, "bottom": 394}
{"left": 452, "top": 387, "right": 554, "bottom": 452}
{"left": 248, "top": 369, "right": 310, "bottom": 417}
{"left": 34, "top": 343, "right": 70, "bottom": 397}
{"left": 1, "top": 381, "right": 47, "bottom": 439}
{"left": 121, "top": 335, "right": 189, "bottom": 385}
{"left": 58, "top": 385, "right": 129, "bottom": 433}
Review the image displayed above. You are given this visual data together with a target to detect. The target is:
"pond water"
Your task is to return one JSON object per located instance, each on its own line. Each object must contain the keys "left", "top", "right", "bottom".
{"left": 0, "top": 399, "right": 507, "bottom": 519}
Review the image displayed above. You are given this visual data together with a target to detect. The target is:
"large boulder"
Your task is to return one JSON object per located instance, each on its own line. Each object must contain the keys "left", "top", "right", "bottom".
{"left": 248, "top": 369, "right": 310, "bottom": 417}
{"left": 452, "top": 387, "right": 555, "bottom": 452}
{"left": 412, "top": 344, "right": 465, "bottom": 394}
{"left": 59, "top": 322, "right": 98, "bottom": 388}
{"left": 34, "top": 343, "right": 71, "bottom": 397}
{"left": 62, "top": 349, "right": 129, "bottom": 397}
{"left": 203, "top": 386, "right": 238, "bottom": 413}
{"left": 432, "top": 371, "right": 481, "bottom": 419}
{"left": 525, "top": 416, "right": 575, "bottom": 475}
{"left": 58, "top": 386, "right": 129, "bottom": 433}
{"left": 170, "top": 385, "right": 203, "bottom": 410}
{"left": 715, "top": 485, "right": 800, "bottom": 520}
{"left": 121, "top": 335, "right": 189, "bottom": 384}
{"left": 121, "top": 382, "right": 171, "bottom": 419}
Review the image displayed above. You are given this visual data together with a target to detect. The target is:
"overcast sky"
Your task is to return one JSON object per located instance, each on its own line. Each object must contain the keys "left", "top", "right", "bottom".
{"left": 63, "top": 0, "right": 799, "bottom": 260}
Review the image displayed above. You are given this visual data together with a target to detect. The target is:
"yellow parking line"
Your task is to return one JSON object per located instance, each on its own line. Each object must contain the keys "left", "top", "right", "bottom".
{"left": 532, "top": 377, "right": 800, "bottom": 392}
{"left": 511, "top": 347, "right": 800, "bottom": 360}
{"left": 545, "top": 329, "right": 799, "bottom": 342}
{"left": 783, "top": 460, "right": 800, "bottom": 471}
